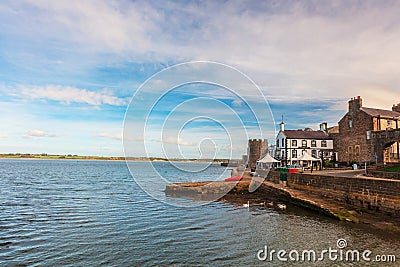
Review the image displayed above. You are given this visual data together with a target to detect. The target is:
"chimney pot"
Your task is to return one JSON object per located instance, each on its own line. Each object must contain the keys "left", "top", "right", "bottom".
{"left": 349, "top": 96, "right": 362, "bottom": 111}
{"left": 392, "top": 104, "right": 400, "bottom": 112}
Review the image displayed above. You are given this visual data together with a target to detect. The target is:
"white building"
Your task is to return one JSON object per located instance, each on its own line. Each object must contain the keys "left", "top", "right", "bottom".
{"left": 267, "top": 144, "right": 276, "bottom": 157}
{"left": 275, "top": 122, "right": 334, "bottom": 166}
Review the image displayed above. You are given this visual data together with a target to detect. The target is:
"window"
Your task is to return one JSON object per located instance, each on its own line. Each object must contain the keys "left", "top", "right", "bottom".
{"left": 312, "top": 150, "right": 317, "bottom": 158}
{"left": 276, "top": 139, "right": 279, "bottom": 147}
{"left": 281, "top": 138, "right": 285, "bottom": 147}
{"left": 366, "top": 131, "right": 371, "bottom": 140}
{"left": 302, "top": 140, "right": 307, "bottom": 147}
{"left": 321, "top": 140, "right": 327, "bottom": 147}
{"left": 348, "top": 146, "right": 353, "bottom": 155}
{"left": 349, "top": 120, "right": 353, "bottom": 128}
{"left": 311, "top": 140, "right": 316, "bottom": 147}
{"left": 355, "top": 145, "right": 360, "bottom": 156}
{"left": 292, "top": 149, "right": 297, "bottom": 159}
{"left": 292, "top": 140, "right": 297, "bottom": 147}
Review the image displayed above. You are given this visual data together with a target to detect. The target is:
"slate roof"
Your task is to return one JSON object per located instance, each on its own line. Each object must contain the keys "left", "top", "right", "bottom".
{"left": 327, "top": 125, "right": 339, "bottom": 134}
{"left": 282, "top": 130, "right": 330, "bottom": 140}
{"left": 361, "top": 107, "right": 400, "bottom": 118}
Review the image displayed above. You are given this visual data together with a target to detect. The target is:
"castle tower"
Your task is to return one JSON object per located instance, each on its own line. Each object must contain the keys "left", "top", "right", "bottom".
{"left": 247, "top": 139, "right": 269, "bottom": 170}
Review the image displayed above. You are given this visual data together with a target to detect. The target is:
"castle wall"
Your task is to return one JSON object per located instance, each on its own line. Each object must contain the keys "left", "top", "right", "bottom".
{"left": 247, "top": 139, "right": 268, "bottom": 169}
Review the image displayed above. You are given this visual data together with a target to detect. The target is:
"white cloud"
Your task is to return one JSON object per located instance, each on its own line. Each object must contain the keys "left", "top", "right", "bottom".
{"left": 12, "top": 0, "right": 155, "bottom": 53}
{"left": 162, "top": 136, "right": 193, "bottom": 146}
{"left": 19, "top": 85, "right": 127, "bottom": 106}
{"left": 24, "top": 129, "right": 56, "bottom": 138}
{"left": 231, "top": 99, "right": 243, "bottom": 107}
{"left": 4, "top": 0, "right": 399, "bottom": 102}
{"left": 94, "top": 132, "right": 123, "bottom": 140}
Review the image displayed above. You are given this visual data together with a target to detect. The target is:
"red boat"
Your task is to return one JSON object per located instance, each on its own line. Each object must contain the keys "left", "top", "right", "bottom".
{"left": 224, "top": 176, "right": 243, "bottom": 181}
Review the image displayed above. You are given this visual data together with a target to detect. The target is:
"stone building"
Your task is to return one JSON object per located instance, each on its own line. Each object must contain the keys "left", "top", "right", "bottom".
{"left": 335, "top": 96, "right": 400, "bottom": 164}
{"left": 247, "top": 139, "right": 268, "bottom": 170}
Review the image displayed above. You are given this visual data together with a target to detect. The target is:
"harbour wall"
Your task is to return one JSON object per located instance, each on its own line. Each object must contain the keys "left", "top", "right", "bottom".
{"left": 366, "top": 165, "right": 400, "bottom": 180}
{"left": 266, "top": 171, "right": 400, "bottom": 218}
{"left": 366, "top": 170, "right": 400, "bottom": 180}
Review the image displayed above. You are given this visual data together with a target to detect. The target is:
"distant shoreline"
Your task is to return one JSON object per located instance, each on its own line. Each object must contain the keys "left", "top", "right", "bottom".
{"left": 0, "top": 154, "right": 230, "bottom": 162}
{"left": 0, "top": 154, "right": 125, "bottom": 161}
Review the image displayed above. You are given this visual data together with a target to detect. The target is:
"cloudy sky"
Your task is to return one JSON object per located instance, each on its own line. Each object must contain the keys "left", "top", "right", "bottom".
{"left": 1, "top": 0, "right": 399, "bottom": 158}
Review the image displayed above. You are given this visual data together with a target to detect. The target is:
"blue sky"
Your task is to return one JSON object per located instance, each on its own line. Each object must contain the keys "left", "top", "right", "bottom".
{"left": 1, "top": 0, "right": 400, "bottom": 158}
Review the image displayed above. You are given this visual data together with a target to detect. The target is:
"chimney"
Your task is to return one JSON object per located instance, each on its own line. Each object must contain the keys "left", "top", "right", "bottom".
{"left": 392, "top": 103, "right": 400, "bottom": 113}
{"left": 319, "top": 122, "right": 328, "bottom": 132}
{"left": 280, "top": 121, "right": 285, "bottom": 132}
{"left": 349, "top": 96, "right": 362, "bottom": 113}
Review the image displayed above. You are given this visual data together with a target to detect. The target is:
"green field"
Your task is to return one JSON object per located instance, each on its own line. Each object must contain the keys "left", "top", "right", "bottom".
{"left": 383, "top": 165, "right": 400, "bottom": 173}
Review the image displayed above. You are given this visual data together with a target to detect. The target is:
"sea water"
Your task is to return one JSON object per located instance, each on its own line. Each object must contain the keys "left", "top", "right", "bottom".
{"left": 0, "top": 159, "right": 399, "bottom": 266}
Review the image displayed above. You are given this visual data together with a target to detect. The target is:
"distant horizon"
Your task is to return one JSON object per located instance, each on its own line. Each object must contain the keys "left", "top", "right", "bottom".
{"left": 0, "top": 153, "right": 239, "bottom": 161}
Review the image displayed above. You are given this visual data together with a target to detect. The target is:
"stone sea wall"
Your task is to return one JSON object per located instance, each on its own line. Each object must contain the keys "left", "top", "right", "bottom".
{"left": 366, "top": 170, "right": 400, "bottom": 180}
{"left": 267, "top": 171, "right": 400, "bottom": 218}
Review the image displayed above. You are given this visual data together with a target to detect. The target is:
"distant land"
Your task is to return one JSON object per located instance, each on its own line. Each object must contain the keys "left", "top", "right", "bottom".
{"left": 0, "top": 153, "right": 229, "bottom": 162}
{"left": 0, "top": 153, "right": 125, "bottom": 161}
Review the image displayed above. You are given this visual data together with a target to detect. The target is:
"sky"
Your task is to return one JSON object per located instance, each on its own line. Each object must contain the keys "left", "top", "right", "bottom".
{"left": 0, "top": 0, "right": 400, "bottom": 158}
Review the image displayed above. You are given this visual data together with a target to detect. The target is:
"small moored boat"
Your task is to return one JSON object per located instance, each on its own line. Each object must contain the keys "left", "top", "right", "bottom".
{"left": 224, "top": 176, "right": 243, "bottom": 181}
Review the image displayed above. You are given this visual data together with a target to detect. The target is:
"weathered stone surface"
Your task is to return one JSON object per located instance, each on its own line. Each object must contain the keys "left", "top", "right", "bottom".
{"left": 267, "top": 170, "right": 400, "bottom": 218}
{"left": 372, "top": 129, "right": 400, "bottom": 163}
{"left": 166, "top": 171, "right": 400, "bottom": 231}
{"left": 335, "top": 97, "right": 400, "bottom": 164}
{"left": 247, "top": 139, "right": 268, "bottom": 169}
{"left": 336, "top": 98, "right": 375, "bottom": 163}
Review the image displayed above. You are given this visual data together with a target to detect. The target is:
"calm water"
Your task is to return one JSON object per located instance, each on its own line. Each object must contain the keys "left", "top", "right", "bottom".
{"left": 0, "top": 159, "right": 399, "bottom": 266}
